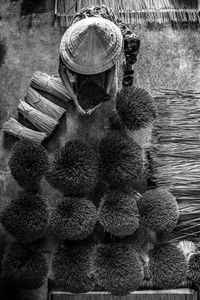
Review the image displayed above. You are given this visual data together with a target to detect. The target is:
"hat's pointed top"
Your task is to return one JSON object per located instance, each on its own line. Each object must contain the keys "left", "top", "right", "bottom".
{"left": 60, "top": 17, "right": 123, "bottom": 75}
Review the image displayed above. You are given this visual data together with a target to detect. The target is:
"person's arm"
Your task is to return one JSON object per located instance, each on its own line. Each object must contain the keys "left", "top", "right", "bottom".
{"left": 58, "top": 62, "right": 86, "bottom": 115}
{"left": 105, "top": 65, "right": 116, "bottom": 94}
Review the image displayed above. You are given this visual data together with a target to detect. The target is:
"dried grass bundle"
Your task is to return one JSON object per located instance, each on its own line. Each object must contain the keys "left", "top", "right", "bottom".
{"left": 138, "top": 188, "right": 179, "bottom": 234}
{"left": 18, "top": 100, "right": 58, "bottom": 136}
{"left": 188, "top": 252, "right": 200, "bottom": 284}
{"left": 9, "top": 139, "right": 49, "bottom": 192}
{"left": 55, "top": 0, "right": 200, "bottom": 26}
{"left": 177, "top": 240, "right": 196, "bottom": 261}
{"left": 46, "top": 140, "right": 98, "bottom": 195}
{"left": 98, "top": 190, "right": 139, "bottom": 237}
{"left": 116, "top": 87, "right": 157, "bottom": 149}
{"left": 170, "top": 202, "right": 200, "bottom": 242}
{"left": 1, "top": 191, "right": 50, "bottom": 243}
{"left": 2, "top": 242, "right": 48, "bottom": 290}
{"left": 2, "top": 118, "right": 47, "bottom": 143}
{"left": 152, "top": 89, "right": 200, "bottom": 241}
{"left": 99, "top": 131, "right": 144, "bottom": 188}
{"left": 51, "top": 196, "right": 97, "bottom": 240}
{"left": 149, "top": 243, "right": 188, "bottom": 289}
{"left": 25, "top": 87, "right": 66, "bottom": 121}
{"left": 31, "top": 71, "right": 71, "bottom": 103}
{"left": 51, "top": 243, "right": 94, "bottom": 292}
{"left": 93, "top": 243, "right": 144, "bottom": 295}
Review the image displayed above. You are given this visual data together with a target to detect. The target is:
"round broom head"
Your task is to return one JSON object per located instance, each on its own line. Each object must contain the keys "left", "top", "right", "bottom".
{"left": 138, "top": 188, "right": 179, "bottom": 233}
{"left": 116, "top": 86, "right": 157, "bottom": 130}
{"left": 98, "top": 190, "right": 139, "bottom": 237}
{"left": 46, "top": 140, "right": 98, "bottom": 195}
{"left": 51, "top": 243, "right": 94, "bottom": 292}
{"left": 9, "top": 139, "right": 48, "bottom": 191}
{"left": 149, "top": 244, "right": 188, "bottom": 289}
{"left": 99, "top": 131, "right": 143, "bottom": 188}
{"left": 93, "top": 243, "right": 144, "bottom": 295}
{"left": 2, "top": 243, "right": 48, "bottom": 290}
{"left": 1, "top": 191, "right": 49, "bottom": 243}
{"left": 188, "top": 253, "right": 200, "bottom": 284}
{"left": 51, "top": 196, "right": 97, "bottom": 240}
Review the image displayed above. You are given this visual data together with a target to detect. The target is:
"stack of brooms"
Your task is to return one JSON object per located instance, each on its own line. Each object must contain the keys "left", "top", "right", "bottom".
{"left": 1, "top": 79, "right": 200, "bottom": 295}
{"left": 3, "top": 72, "right": 69, "bottom": 144}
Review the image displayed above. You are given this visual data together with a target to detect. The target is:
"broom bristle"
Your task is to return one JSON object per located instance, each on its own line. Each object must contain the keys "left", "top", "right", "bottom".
{"left": 18, "top": 100, "right": 58, "bottom": 136}
{"left": 25, "top": 87, "right": 66, "bottom": 121}
{"left": 2, "top": 117, "right": 47, "bottom": 143}
{"left": 31, "top": 71, "right": 71, "bottom": 103}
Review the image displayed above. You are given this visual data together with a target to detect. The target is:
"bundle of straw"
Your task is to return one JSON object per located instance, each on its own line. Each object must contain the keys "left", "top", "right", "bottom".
{"left": 170, "top": 202, "right": 200, "bottom": 242}
{"left": 17, "top": 100, "right": 58, "bottom": 136}
{"left": 31, "top": 71, "right": 71, "bottom": 104}
{"left": 2, "top": 118, "right": 47, "bottom": 143}
{"left": 152, "top": 88, "right": 200, "bottom": 242}
{"left": 25, "top": 87, "right": 66, "bottom": 121}
{"left": 55, "top": 0, "right": 200, "bottom": 27}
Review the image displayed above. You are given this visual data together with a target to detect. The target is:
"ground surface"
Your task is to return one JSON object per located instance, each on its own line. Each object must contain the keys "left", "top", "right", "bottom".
{"left": 1, "top": 1, "right": 200, "bottom": 299}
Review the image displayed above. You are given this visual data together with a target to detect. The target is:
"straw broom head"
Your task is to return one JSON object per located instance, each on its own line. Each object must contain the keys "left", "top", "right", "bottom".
{"left": 149, "top": 243, "right": 188, "bottom": 289}
{"left": 138, "top": 188, "right": 179, "bottom": 233}
{"left": 99, "top": 131, "right": 144, "bottom": 188}
{"left": 46, "top": 140, "right": 98, "bottom": 195}
{"left": 3, "top": 117, "right": 47, "bottom": 143}
{"left": 51, "top": 242, "right": 94, "bottom": 292}
{"left": 51, "top": 196, "right": 97, "bottom": 240}
{"left": 177, "top": 240, "right": 196, "bottom": 261}
{"left": 2, "top": 242, "right": 48, "bottom": 290}
{"left": 8, "top": 139, "right": 49, "bottom": 192}
{"left": 98, "top": 190, "right": 139, "bottom": 237}
{"left": 116, "top": 86, "right": 157, "bottom": 131}
{"left": 18, "top": 100, "right": 58, "bottom": 136}
{"left": 31, "top": 71, "right": 71, "bottom": 103}
{"left": 188, "top": 252, "right": 200, "bottom": 284}
{"left": 25, "top": 87, "right": 66, "bottom": 121}
{"left": 1, "top": 191, "right": 50, "bottom": 243}
{"left": 93, "top": 243, "right": 144, "bottom": 295}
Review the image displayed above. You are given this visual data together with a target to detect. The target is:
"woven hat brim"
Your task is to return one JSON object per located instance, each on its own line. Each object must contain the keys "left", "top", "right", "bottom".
{"left": 60, "top": 17, "right": 123, "bottom": 75}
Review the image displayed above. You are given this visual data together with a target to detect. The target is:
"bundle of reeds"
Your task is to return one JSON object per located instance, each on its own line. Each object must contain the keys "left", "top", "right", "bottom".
{"left": 25, "top": 87, "right": 66, "bottom": 121}
{"left": 31, "top": 71, "right": 71, "bottom": 104}
{"left": 170, "top": 202, "right": 200, "bottom": 242}
{"left": 18, "top": 100, "right": 58, "bottom": 136}
{"left": 55, "top": 0, "right": 200, "bottom": 27}
{"left": 152, "top": 89, "right": 200, "bottom": 242}
{"left": 2, "top": 118, "right": 47, "bottom": 143}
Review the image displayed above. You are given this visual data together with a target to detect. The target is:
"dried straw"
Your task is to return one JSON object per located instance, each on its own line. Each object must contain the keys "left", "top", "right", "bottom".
{"left": 2, "top": 117, "right": 47, "bottom": 143}
{"left": 17, "top": 100, "right": 58, "bottom": 136}
{"left": 31, "top": 71, "right": 71, "bottom": 104}
{"left": 55, "top": 0, "right": 200, "bottom": 26}
{"left": 152, "top": 89, "right": 200, "bottom": 242}
{"left": 25, "top": 87, "right": 66, "bottom": 121}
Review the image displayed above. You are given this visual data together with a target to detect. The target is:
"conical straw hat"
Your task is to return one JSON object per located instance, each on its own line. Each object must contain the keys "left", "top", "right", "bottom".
{"left": 60, "top": 17, "right": 123, "bottom": 75}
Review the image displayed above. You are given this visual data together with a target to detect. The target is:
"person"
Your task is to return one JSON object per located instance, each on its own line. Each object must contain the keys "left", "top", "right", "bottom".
{"left": 72, "top": 5, "right": 140, "bottom": 87}
{"left": 59, "top": 16, "right": 123, "bottom": 115}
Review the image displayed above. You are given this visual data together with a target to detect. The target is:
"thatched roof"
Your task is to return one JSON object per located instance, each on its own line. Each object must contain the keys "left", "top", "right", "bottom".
{"left": 55, "top": 0, "right": 200, "bottom": 27}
